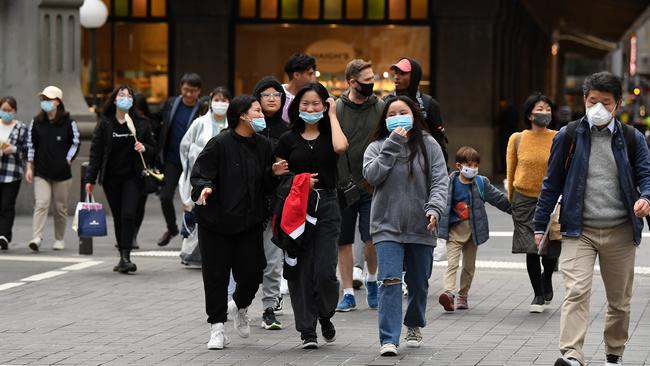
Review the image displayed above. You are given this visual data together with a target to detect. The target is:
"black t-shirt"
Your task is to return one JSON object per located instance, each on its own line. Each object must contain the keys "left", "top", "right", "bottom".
{"left": 275, "top": 130, "right": 339, "bottom": 189}
{"left": 107, "top": 119, "right": 136, "bottom": 177}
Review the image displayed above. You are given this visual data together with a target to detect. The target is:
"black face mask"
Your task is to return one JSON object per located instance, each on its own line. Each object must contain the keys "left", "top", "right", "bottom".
{"left": 355, "top": 81, "right": 375, "bottom": 97}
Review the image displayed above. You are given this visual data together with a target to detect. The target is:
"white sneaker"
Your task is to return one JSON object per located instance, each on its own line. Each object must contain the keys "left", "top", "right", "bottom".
{"left": 207, "top": 323, "right": 230, "bottom": 350}
{"left": 28, "top": 237, "right": 42, "bottom": 252}
{"left": 352, "top": 266, "right": 364, "bottom": 289}
{"left": 380, "top": 343, "right": 398, "bottom": 356}
{"left": 228, "top": 300, "right": 250, "bottom": 338}
{"left": 280, "top": 277, "right": 289, "bottom": 295}
{"left": 52, "top": 240, "right": 65, "bottom": 251}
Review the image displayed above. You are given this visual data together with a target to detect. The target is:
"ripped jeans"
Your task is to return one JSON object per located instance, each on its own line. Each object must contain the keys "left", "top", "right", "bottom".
{"left": 376, "top": 241, "right": 434, "bottom": 346}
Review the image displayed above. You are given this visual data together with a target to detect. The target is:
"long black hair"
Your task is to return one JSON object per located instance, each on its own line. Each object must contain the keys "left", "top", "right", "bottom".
{"left": 369, "top": 95, "right": 430, "bottom": 178}
{"left": 288, "top": 82, "right": 331, "bottom": 134}
{"left": 226, "top": 95, "right": 257, "bottom": 129}
{"left": 102, "top": 84, "right": 135, "bottom": 119}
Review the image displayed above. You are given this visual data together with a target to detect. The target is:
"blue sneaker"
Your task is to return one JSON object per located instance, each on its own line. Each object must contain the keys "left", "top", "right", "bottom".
{"left": 365, "top": 279, "right": 378, "bottom": 309}
{"left": 335, "top": 294, "right": 356, "bottom": 312}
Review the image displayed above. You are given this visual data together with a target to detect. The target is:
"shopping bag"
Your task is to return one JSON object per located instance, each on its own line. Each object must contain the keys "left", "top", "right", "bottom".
{"left": 433, "top": 238, "right": 447, "bottom": 261}
{"left": 77, "top": 195, "right": 107, "bottom": 237}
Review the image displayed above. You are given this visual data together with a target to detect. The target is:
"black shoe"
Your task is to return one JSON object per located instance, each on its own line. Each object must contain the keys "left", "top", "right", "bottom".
{"left": 606, "top": 354, "right": 622, "bottom": 365}
{"left": 544, "top": 288, "right": 554, "bottom": 304}
{"left": 554, "top": 357, "right": 582, "bottom": 366}
{"left": 261, "top": 308, "right": 282, "bottom": 330}
{"left": 117, "top": 250, "right": 137, "bottom": 273}
{"left": 301, "top": 338, "right": 318, "bottom": 349}
{"left": 0, "top": 236, "right": 8, "bottom": 250}
{"left": 319, "top": 317, "right": 336, "bottom": 343}
{"left": 132, "top": 237, "right": 139, "bottom": 250}
{"left": 157, "top": 229, "right": 179, "bottom": 247}
{"left": 529, "top": 295, "right": 545, "bottom": 313}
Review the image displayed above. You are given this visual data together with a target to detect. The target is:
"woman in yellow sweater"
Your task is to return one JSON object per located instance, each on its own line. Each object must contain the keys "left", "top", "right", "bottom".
{"left": 506, "top": 93, "right": 560, "bottom": 314}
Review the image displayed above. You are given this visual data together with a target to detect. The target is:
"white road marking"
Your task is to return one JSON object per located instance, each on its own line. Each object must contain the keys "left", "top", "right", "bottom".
{"left": 21, "top": 270, "right": 67, "bottom": 282}
{"left": 0, "top": 255, "right": 91, "bottom": 263}
{"left": 489, "top": 231, "right": 650, "bottom": 237}
{"left": 0, "top": 257, "right": 104, "bottom": 291}
{"left": 432, "top": 260, "right": 650, "bottom": 275}
{"left": 0, "top": 282, "right": 25, "bottom": 291}
{"left": 132, "top": 250, "right": 180, "bottom": 257}
{"left": 60, "top": 261, "right": 103, "bottom": 271}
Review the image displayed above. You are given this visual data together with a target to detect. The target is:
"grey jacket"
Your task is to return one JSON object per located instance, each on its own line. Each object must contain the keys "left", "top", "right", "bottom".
{"left": 363, "top": 131, "right": 448, "bottom": 246}
{"left": 438, "top": 171, "right": 512, "bottom": 245}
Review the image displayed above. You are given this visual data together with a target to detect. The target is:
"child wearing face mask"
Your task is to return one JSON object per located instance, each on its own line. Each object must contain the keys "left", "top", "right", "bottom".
{"left": 437, "top": 146, "right": 511, "bottom": 311}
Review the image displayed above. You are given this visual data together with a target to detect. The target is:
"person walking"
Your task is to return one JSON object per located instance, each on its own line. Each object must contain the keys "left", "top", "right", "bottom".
{"left": 191, "top": 95, "right": 287, "bottom": 350}
{"left": 282, "top": 53, "right": 317, "bottom": 122}
{"left": 363, "top": 95, "right": 447, "bottom": 356}
{"left": 85, "top": 85, "right": 156, "bottom": 273}
{"left": 275, "top": 82, "right": 348, "bottom": 349}
{"left": 0, "top": 96, "right": 28, "bottom": 250}
{"left": 252, "top": 76, "right": 289, "bottom": 330}
{"left": 535, "top": 72, "right": 650, "bottom": 366}
{"left": 335, "top": 59, "right": 384, "bottom": 312}
{"left": 154, "top": 73, "right": 202, "bottom": 247}
{"left": 506, "top": 92, "right": 560, "bottom": 313}
{"left": 26, "top": 86, "right": 80, "bottom": 252}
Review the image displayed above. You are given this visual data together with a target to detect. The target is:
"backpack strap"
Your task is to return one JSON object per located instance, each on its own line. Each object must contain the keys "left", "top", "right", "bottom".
{"left": 562, "top": 120, "right": 579, "bottom": 175}
{"left": 475, "top": 175, "right": 485, "bottom": 201}
{"left": 621, "top": 123, "right": 637, "bottom": 168}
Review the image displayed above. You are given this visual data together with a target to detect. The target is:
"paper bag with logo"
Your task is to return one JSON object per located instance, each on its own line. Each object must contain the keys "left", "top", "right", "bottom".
{"left": 77, "top": 195, "right": 107, "bottom": 237}
{"left": 549, "top": 204, "right": 562, "bottom": 241}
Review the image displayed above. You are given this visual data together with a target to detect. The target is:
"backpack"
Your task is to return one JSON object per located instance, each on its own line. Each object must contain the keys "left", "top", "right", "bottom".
{"left": 474, "top": 175, "right": 486, "bottom": 201}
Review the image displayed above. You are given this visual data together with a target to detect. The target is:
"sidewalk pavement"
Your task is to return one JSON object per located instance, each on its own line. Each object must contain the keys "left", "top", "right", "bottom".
{"left": 1, "top": 202, "right": 650, "bottom": 365}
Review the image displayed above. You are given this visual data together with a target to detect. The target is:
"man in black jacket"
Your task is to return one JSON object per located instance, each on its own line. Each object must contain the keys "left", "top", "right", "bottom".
{"left": 388, "top": 57, "right": 448, "bottom": 164}
{"left": 154, "top": 73, "right": 202, "bottom": 246}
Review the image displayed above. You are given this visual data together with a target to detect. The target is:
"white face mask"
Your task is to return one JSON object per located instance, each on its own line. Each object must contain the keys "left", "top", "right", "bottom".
{"left": 212, "top": 101, "right": 229, "bottom": 116}
{"left": 586, "top": 102, "right": 615, "bottom": 127}
{"left": 460, "top": 166, "right": 479, "bottom": 179}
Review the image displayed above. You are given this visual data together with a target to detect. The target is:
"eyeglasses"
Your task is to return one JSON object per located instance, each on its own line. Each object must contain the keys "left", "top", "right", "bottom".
{"left": 261, "top": 92, "right": 283, "bottom": 100}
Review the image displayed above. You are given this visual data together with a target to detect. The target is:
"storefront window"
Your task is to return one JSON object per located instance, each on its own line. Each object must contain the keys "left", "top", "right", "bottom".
{"left": 235, "top": 24, "right": 430, "bottom": 97}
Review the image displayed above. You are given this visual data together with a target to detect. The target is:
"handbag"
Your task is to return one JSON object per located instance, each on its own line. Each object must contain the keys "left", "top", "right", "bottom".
{"left": 549, "top": 204, "right": 562, "bottom": 241}
{"left": 337, "top": 152, "right": 360, "bottom": 209}
{"left": 125, "top": 114, "right": 164, "bottom": 193}
{"left": 77, "top": 194, "right": 107, "bottom": 237}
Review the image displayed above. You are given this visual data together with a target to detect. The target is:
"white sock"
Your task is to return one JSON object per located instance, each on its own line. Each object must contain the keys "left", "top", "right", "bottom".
{"left": 366, "top": 273, "right": 377, "bottom": 282}
{"left": 343, "top": 288, "right": 354, "bottom": 296}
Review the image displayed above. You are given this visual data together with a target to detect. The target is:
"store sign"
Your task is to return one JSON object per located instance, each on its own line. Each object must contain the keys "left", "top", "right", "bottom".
{"left": 306, "top": 40, "right": 355, "bottom": 73}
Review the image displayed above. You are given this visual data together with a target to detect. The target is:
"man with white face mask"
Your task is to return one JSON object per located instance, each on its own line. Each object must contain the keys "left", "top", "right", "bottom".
{"left": 534, "top": 72, "right": 650, "bottom": 366}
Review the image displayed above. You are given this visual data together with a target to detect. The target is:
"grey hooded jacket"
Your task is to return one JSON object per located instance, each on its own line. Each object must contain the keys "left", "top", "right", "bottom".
{"left": 438, "top": 171, "right": 511, "bottom": 245}
{"left": 363, "top": 131, "right": 448, "bottom": 246}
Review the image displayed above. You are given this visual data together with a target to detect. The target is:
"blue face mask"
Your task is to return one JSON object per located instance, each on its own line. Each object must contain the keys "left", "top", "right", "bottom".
{"left": 40, "top": 100, "right": 55, "bottom": 113}
{"left": 0, "top": 111, "right": 15, "bottom": 122}
{"left": 116, "top": 97, "right": 133, "bottom": 111}
{"left": 299, "top": 111, "right": 323, "bottom": 125}
{"left": 250, "top": 117, "right": 266, "bottom": 133}
{"left": 386, "top": 114, "right": 413, "bottom": 132}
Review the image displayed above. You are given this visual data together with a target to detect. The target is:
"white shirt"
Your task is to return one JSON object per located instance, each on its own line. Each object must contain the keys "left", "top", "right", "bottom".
{"left": 282, "top": 84, "right": 296, "bottom": 123}
{"left": 0, "top": 122, "right": 14, "bottom": 143}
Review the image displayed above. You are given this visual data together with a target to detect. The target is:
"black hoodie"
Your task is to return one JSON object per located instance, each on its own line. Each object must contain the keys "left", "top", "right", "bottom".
{"left": 253, "top": 76, "right": 290, "bottom": 150}
{"left": 388, "top": 57, "right": 448, "bottom": 164}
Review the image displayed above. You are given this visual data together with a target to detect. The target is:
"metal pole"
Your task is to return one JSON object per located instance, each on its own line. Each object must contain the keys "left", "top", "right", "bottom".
{"left": 79, "top": 162, "right": 93, "bottom": 255}
{"left": 90, "top": 28, "right": 97, "bottom": 110}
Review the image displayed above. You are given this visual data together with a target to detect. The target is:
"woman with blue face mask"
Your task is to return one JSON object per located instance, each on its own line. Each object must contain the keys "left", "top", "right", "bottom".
{"left": 0, "top": 97, "right": 28, "bottom": 251}
{"left": 274, "top": 82, "right": 349, "bottom": 349}
{"left": 363, "top": 96, "right": 448, "bottom": 357}
{"left": 84, "top": 85, "right": 156, "bottom": 274}
{"left": 26, "top": 86, "right": 80, "bottom": 252}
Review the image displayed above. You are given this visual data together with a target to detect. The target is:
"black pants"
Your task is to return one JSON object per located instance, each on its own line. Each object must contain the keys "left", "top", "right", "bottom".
{"left": 198, "top": 223, "right": 266, "bottom": 324}
{"left": 103, "top": 175, "right": 142, "bottom": 251}
{"left": 0, "top": 180, "right": 21, "bottom": 242}
{"left": 288, "top": 191, "right": 341, "bottom": 340}
{"left": 159, "top": 161, "right": 182, "bottom": 232}
{"left": 134, "top": 193, "right": 147, "bottom": 237}
{"left": 526, "top": 253, "right": 558, "bottom": 296}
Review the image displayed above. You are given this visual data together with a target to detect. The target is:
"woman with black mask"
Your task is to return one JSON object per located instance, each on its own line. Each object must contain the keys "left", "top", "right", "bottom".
{"left": 85, "top": 85, "right": 156, "bottom": 273}
{"left": 191, "top": 95, "right": 287, "bottom": 350}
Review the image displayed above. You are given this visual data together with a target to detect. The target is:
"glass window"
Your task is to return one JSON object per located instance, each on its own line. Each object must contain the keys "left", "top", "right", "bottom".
{"left": 261, "top": 0, "right": 278, "bottom": 19}
{"left": 367, "top": 0, "right": 385, "bottom": 20}
{"left": 235, "top": 24, "right": 431, "bottom": 96}
{"left": 388, "top": 0, "right": 406, "bottom": 20}
{"left": 102, "top": 0, "right": 111, "bottom": 13}
{"left": 114, "top": 0, "right": 128, "bottom": 17}
{"left": 411, "top": 0, "right": 427, "bottom": 19}
{"left": 151, "top": 0, "right": 166, "bottom": 17}
{"left": 282, "top": 0, "right": 299, "bottom": 19}
{"left": 303, "top": 0, "right": 320, "bottom": 20}
{"left": 346, "top": 0, "right": 363, "bottom": 19}
{"left": 239, "top": 0, "right": 256, "bottom": 18}
{"left": 323, "top": 0, "right": 342, "bottom": 19}
{"left": 132, "top": 0, "right": 147, "bottom": 17}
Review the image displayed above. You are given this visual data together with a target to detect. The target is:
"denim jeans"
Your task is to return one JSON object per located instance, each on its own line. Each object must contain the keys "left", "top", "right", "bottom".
{"left": 376, "top": 241, "right": 434, "bottom": 346}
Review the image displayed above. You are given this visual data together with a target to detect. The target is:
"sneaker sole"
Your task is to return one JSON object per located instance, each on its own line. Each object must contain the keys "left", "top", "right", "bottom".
{"left": 28, "top": 243, "right": 39, "bottom": 252}
{"left": 529, "top": 304, "right": 544, "bottom": 313}
{"left": 52, "top": 247, "right": 64, "bottom": 251}
{"left": 406, "top": 340, "right": 422, "bottom": 348}
{"left": 324, "top": 336, "right": 336, "bottom": 343}
{"left": 207, "top": 338, "right": 230, "bottom": 350}
{"left": 261, "top": 321, "right": 282, "bottom": 330}
{"left": 380, "top": 349, "right": 397, "bottom": 356}
{"left": 438, "top": 294, "right": 455, "bottom": 312}
{"left": 301, "top": 342, "right": 318, "bottom": 349}
{"left": 455, "top": 305, "right": 469, "bottom": 310}
{"left": 227, "top": 303, "right": 250, "bottom": 338}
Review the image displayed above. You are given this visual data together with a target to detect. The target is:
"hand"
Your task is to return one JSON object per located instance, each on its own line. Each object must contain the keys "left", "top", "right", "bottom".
{"left": 427, "top": 215, "right": 437, "bottom": 231}
{"left": 310, "top": 173, "right": 319, "bottom": 189}
{"left": 85, "top": 183, "right": 94, "bottom": 195}
{"left": 535, "top": 233, "right": 544, "bottom": 250}
{"left": 200, "top": 187, "right": 213, "bottom": 205}
{"left": 326, "top": 98, "right": 336, "bottom": 117}
{"left": 634, "top": 198, "right": 650, "bottom": 217}
{"left": 134, "top": 142, "right": 145, "bottom": 153}
{"left": 1, "top": 144, "right": 13, "bottom": 155}
{"left": 272, "top": 159, "right": 289, "bottom": 176}
{"left": 25, "top": 166, "right": 33, "bottom": 184}
{"left": 67, "top": 160, "right": 72, "bottom": 166}
{"left": 394, "top": 127, "right": 408, "bottom": 138}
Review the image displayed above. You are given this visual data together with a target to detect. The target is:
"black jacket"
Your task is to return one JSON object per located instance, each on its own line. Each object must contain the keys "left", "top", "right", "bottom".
{"left": 253, "top": 76, "right": 290, "bottom": 150}
{"left": 153, "top": 96, "right": 201, "bottom": 167}
{"left": 191, "top": 129, "right": 278, "bottom": 235}
{"left": 85, "top": 114, "right": 156, "bottom": 185}
{"left": 28, "top": 113, "right": 80, "bottom": 181}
